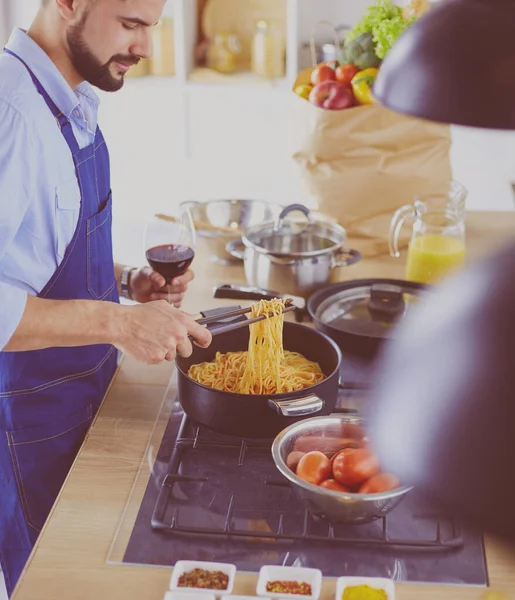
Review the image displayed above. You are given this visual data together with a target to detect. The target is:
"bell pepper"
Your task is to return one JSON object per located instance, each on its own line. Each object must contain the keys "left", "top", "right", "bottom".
{"left": 351, "top": 68, "right": 379, "bottom": 105}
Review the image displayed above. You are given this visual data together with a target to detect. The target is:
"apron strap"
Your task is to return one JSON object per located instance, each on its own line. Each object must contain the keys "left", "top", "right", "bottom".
{"left": 3, "top": 47, "right": 80, "bottom": 155}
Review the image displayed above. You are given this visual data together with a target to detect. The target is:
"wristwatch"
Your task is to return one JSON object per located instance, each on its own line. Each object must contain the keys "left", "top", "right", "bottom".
{"left": 120, "top": 266, "right": 136, "bottom": 300}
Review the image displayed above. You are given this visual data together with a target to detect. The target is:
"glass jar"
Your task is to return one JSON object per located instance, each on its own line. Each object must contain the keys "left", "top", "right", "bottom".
{"left": 206, "top": 32, "right": 241, "bottom": 74}
{"left": 125, "top": 58, "right": 149, "bottom": 78}
{"left": 150, "top": 17, "right": 175, "bottom": 76}
{"left": 251, "top": 20, "right": 286, "bottom": 79}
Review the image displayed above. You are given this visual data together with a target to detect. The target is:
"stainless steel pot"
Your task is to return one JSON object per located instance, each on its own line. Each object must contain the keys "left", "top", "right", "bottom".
{"left": 181, "top": 198, "right": 281, "bottom": 265}
{"left": 226, "top": 204, "right": 361, "bottom": 298}
{"left": 272, "top": 415, "right": 412, "bottom": 524}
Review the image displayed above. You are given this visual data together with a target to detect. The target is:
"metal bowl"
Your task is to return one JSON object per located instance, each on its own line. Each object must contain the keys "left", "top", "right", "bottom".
{"left": 271, "top": 415, "right": 412, "bottom": 524}
{"left": 182, "top": 199, "right": 282, "bottom": 264}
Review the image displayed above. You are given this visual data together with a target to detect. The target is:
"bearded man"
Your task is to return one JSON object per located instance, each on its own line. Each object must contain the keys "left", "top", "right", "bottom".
{"left": 0, "top": 1, "right": 212, "bottom": 593}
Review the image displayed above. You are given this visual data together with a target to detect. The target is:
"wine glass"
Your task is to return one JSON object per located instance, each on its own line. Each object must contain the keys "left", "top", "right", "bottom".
{"left": 143, "top": 208, "right": 196, "bottom": 304}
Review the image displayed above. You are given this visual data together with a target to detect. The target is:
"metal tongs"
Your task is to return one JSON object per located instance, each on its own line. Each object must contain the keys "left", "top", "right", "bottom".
{"left": 195, "top": 299, "right": 295, "bottom": 337}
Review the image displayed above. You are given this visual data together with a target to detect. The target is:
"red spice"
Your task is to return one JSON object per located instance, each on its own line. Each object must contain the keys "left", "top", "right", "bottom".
{"left": 177, "top": 568, "right": 229, "bottom": 590}
{"left": 266, "top": 580, "right": 312, "bottom": 595}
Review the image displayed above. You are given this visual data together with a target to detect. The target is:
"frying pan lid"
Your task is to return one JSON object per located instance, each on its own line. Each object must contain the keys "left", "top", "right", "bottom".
{"left": 312, "top": 279, "right": 431, "bottom": 339}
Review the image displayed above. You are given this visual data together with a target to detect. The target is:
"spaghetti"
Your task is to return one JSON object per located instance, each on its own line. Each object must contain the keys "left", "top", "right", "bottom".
{"left": 188, "top": 298, "right": 325, "bottom": 394}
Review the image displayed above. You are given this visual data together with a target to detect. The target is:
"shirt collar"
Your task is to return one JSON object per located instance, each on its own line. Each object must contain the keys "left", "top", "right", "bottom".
{"left": 5, "top": 28, "right": 100, "bottom": 131}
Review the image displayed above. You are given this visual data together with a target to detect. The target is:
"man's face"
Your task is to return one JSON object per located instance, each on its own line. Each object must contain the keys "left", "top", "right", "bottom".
{"left": 66, "top": 0, "right": 165, "bottom": 91}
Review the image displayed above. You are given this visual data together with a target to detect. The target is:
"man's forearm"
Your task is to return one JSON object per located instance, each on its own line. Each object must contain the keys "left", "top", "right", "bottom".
{"left": 4, "top": 295, "right": 121, "bottom": 351}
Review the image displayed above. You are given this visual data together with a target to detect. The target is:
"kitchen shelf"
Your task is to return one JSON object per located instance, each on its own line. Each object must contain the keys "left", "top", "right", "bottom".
{"left": 125, "top": 74, "right": 178, "bottom": 84}
{"left": 124, "top": 70, "right": 288, "bottom": 93}
{"left": 172, "top": 0, "right": 356, "bottom": 89}
{"left": 118, "top": 0, "right": 359, "bottom": 91}
{"left": 187, "top": 67, "right": 289, "bottom": 88}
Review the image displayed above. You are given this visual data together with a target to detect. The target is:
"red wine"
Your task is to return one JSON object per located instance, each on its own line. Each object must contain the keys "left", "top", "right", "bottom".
{"left": 146, "top": 244, "right": 195, "bottom": 283}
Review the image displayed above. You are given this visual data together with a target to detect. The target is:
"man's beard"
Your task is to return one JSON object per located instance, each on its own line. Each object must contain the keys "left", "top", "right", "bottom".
{"left": 67, "top": 13, "right": 140, "bottom": 92}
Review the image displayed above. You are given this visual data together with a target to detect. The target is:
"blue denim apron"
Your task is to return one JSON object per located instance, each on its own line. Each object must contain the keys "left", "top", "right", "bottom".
{"left": 0, "top": 49, "right": 118, "bottom": 596}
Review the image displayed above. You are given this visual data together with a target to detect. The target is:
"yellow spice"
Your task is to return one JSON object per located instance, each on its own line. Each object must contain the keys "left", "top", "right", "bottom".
{"left": 342, "top": 584, "right": 388, "bottom": 600}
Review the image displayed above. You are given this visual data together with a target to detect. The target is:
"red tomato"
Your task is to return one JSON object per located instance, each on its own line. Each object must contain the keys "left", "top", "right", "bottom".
{"left": 332, "top": 448, "right": 380, "bottom": 486}
{"left": 311, "top": 64, "right": 336, "bottom": 86}
{"left": 296, "top": 451, "right": 332, "bottom": 485}
{"left": 319, "top": 479, "right": 350, "bottom": 493}
{"left": 335, "top": 64, "right": 360, "bottom": 87}
{"left": 358, "top": 473, "right": 401, "bottom": 494}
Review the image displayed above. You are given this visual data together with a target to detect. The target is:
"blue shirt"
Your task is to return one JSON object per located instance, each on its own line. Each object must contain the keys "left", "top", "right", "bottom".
{"left": 0, "top": 28, "right": 101, "bottom": 350}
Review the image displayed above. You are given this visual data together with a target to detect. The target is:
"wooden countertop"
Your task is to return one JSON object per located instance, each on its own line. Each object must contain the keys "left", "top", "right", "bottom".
{"left": 12, "top": 212, "right": 515, "bottom": 600}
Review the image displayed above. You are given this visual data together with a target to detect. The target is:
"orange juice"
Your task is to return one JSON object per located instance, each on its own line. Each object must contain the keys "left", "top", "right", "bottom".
{"left": 406, "top": 235, "right": 465, "bottom": 284}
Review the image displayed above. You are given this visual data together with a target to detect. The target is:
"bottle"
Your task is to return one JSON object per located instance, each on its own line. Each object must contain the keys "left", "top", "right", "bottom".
{"left": 251, "top": 20, "right": 285, "bottom": 79}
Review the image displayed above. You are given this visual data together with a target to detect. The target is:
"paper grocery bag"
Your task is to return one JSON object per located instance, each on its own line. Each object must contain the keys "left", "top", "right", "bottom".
{"left": 291, "top": 69, "right": 453, "bottom": 257}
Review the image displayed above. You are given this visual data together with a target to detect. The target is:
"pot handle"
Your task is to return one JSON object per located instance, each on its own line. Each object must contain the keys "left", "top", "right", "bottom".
{"left": 213, "top": 283, "right": 280, "bottom": 302}
{"left": 268, "top": 394, "right": 324, "bottom": 417}
{"left": 273, "top": 203, "right": 313, "bottom": 232}
{"left": 333, "top": 248, "right": 362, "bottom": 268}
{"left": 225, "top": 238, "right": 246, "bottom": 260}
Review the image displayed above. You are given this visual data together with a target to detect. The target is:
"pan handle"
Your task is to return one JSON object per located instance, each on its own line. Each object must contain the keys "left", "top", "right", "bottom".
{"left": 225, "top": 239, "right": 246, "bottom": 260}
{"left": 333, "top": 248, "right": 362, "bottom": 268}
{"left": 268, "top": 395, "right": 324, "bottom": 417}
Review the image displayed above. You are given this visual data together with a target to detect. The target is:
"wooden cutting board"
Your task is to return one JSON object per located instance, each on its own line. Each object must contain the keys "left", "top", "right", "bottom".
{"left": 201, "top": 0, "right": 287, "bottom": 67}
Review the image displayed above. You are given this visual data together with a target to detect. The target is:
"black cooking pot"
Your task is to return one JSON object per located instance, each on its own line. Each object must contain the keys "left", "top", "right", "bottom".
{"left": 175, "top": 322, "right": 342, "bottom": 438}
{"left": 213, "top": 279, "right": 431, "bottom": 361}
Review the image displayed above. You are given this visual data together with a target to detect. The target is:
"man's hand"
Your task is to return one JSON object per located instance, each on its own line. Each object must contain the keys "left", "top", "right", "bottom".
{"left": 113, "top": 300, "right": 212, "bottom": 364}
{"left": 129, "top": 267, "right": 194, "bottom": 307}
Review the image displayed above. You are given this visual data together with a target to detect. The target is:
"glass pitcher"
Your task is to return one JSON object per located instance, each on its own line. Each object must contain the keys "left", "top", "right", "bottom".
{"left": 389, "top": 180, "right": 468, "bottom": 285}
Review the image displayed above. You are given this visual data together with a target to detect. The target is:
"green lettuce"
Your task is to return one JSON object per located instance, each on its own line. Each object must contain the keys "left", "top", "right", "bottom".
{"left": 373, "top": 14, "right": 412, "bottom": 59}
{"left": 346, "top": 0, "right": 413, "bottom": 60}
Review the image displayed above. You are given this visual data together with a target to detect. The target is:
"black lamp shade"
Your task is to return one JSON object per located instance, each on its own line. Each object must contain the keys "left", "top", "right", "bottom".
{"left": 373, "top": 0, "right": 515, "bottom": 130}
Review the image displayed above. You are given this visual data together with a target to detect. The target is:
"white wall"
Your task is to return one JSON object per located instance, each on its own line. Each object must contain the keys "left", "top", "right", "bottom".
{"left": 4, "top": 0, "right": 515, "bottom": 268}
{"left": 100, "top": 77, "right": 515, "bottom": 215}
{"left": 0, "top": 0, "right": 11, "bottom": 45}
{"left": 6, "top": 0, "right": 38, "bottom": 30}
{"left": 450, "top": 125, "right": 515, "bottom": 212}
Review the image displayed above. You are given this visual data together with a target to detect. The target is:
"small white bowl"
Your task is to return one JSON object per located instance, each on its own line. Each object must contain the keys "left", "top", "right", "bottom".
{"left": 335, "top": 577, "right": 395, "bottom": 600}
{"left": 256, "top": 565, "right": 322, "bottom": 600}
{"left": 170, "top": 561, "right": 236, "bottom": 597}
{"left": 165, "top": 594, "right": 217, "bottom": 600}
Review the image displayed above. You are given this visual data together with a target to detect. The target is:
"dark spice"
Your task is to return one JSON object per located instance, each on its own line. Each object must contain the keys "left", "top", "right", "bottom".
{"left": 266, "top": 580, "right": 312, "bottom": 595}
{"left": 177, "top": 568, "right": 229, "bottom": 590}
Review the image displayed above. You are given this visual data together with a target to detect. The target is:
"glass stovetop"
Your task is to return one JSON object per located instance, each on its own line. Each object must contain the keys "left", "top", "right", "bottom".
{"left": 107, "top": 357, "right": 488, "bottom": 587}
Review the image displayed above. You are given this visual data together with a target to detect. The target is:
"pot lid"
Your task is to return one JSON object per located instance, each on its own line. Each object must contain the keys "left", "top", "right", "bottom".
{"left": 313, "top": 280, "right": 431, "bottom": 339}
{"left": 244, "top": 204, "right": 347, "bottom": 258}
